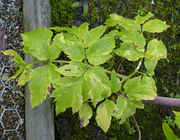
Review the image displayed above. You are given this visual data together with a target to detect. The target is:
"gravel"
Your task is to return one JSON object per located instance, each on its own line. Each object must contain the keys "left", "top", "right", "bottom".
{"left": 0, "top": 0, "right": 25, "bottom": 139}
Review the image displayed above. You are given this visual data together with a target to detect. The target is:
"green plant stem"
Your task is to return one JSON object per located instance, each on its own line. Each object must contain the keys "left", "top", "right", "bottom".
{"left": 120, "top": 59, "right": 143, "bottom": 91}
{"left": 137, "top": 71, "right": 146, "bottom": 76}
{"left": 105, "top": 70, "right": 127, "bottom": 79}
{"left": 50, "top": 60, "right": 71, "bottom": 64}
{"left": 127, "top": 59, "right": 143, "bottom": 80}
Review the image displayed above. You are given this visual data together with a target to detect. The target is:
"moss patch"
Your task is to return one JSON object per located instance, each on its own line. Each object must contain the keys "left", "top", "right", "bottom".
{"left": 51, "top": 0, "right": 74, "bottom": 26}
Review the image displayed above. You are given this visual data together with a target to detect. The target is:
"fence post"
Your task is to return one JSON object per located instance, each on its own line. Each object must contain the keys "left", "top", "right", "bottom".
{"left": 23, "top": 0, "right": 55, "bottom": 140}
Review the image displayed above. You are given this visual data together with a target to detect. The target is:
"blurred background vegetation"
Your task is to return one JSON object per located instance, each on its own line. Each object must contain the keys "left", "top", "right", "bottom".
{"left": 51, "top": 0, "right": 180, "bottom": 139}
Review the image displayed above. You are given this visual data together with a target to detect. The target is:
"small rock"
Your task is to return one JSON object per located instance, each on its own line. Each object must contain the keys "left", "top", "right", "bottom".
{"left": 2, "top": 73, "right": 9, "bottom": 81}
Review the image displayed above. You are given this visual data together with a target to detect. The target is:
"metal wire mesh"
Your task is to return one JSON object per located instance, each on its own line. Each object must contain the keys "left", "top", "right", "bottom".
{"left": 0, "top": 60, "right": 24, "bottom": 139}
{"left": 0, "top": 0, "right": 24, "bottom": 139}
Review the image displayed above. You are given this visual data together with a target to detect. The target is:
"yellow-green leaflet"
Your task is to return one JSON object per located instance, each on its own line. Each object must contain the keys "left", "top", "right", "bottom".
{"left": 29, "top": 64, "right": 59, "bottom": 108}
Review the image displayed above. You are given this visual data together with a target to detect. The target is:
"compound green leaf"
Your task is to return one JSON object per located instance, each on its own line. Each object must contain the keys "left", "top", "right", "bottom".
{"left": 115, "top": 43, "right": 143, "bottom": 61}
{"left": 21, "top": 28, "right": 60, "bottom": 60}
{"left": 23, "top": 45, "right": 30, "bottom": 54}
{"left": 86, "top": 37, "right": 115, "bottom": 65}
{"left": 144, "top": 58, "right": 158, "bottom": 76}
{"left": 96, "top": 100, "right": 115, "bottom": 132}
{"left": 143, "top": 19, "right": 170, "bottom": 33}
{"left": 51, "top": 33, "right": 64, "bottom": 51}
{"left": 52, "top": 33, "right": 80, "bottom": 48}
{"left": 84, "top": 25, "right": 106, "bottom": 48}
{"left": 51, "top": 23, "right": 89, "bottom": 41}
{"left": 145, "top": 39, "right": 167, "bottom": 60}
{"left": 72, "top": 87, "right": 83, "bottom": 113}
{"left": 50, "top": 23, "right": 89, "bottom": 41}
{"left": 3, "top": 49, "right": 25, "bottom": 64}
{"left": 49, "top": 64, "right": 61, "bottom": 81}
{"left": 79, "top": 103, "right": 93, "bottom": 127}
{"left": 51, "top": 76, "right": 83, "bottom": 114}
{"left": 4, "top": 49, "right": 26, "bottom": 79}
{"left": 69, "top": 23, "right": 89, "bottom": 41}
{"left": 105, "top": 14, "right": 121, "bottom": 27}
{"left": 29, "top": 64, "right": 59, "bottom": 108}
{"left": 130, "top": 99, "right": 144, "bottom": 109}
{"left": 141, "top": 76, "right": 157, "bottom": 92}
{"left": 135, "top": 12, "right": 154, "bottom": 25}
{"left": 18, "top": 64, "right": 33, "bottom": 85}
{"left": 105, "top": 14, "right": 141, "bottom": 31}
{"left": 84, "top": 67, "right": 111, "bottom": 102}
{"left": 63, "top": 34, "right": 85, "bottom": 61}
{"left": 124, "top": 76, "right": 157, "bottom": 101}
{"left": 63, "top": 33, "right": 81, "bottom": 43}
{"left": 173, "top": 111, "right": 180, "bottom": 129}
{"left": 104, "top": 30, "right": 119, "bottom": 38}
{"left": 106, "top": 100, "right": 118, "bottom": 118}
{"left": 52, "top": 33, "right": 85, "bottom": 61}
{"left": 101, "top": 83, "right": 112, "bottom": 100}
{"left": 84, "top": 71, "right": 102, "bottom": 102}
{"left": 162, "top": 123, "right": 179, "bottom": 140}
{"left": 82, "top": 78, "right": 91, "bottom": 102}
{"left": 51, "top": 78, "right": 62, "bottom": 89}
{"left": 52, "top": 77, "right": 75, "bottom": 89}
{"left": 117, "top": 95, "right": 127, "bottom": 118}
{"left": 111, "top": 70, "right": 122, "bottom": 93}
{"left": 56, "top": 61, "right": 86, "bottom": 77}
{"left": 117, "top": 30, "right": 146, "bottom": 52}
{"left": 53, "top": 86, "right": 75, "bottom": 114}
{"left": 119, "top": 99, "right": 143, "bottom": 124}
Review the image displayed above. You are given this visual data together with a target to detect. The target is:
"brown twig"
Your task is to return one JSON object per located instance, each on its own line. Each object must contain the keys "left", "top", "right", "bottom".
{"left": 132, "top": 115, "right": 141, "bottom": 140}
{"left": 142, "top": 96, "right": 180, "bottom": 107}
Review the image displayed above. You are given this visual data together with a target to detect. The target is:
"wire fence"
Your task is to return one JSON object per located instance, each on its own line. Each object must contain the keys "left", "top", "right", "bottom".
{"left": 0, "top": 60, "right": 24, "bottom": 140}
{"left": 0, "top": 0, "right": 24, "bottom": 139}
